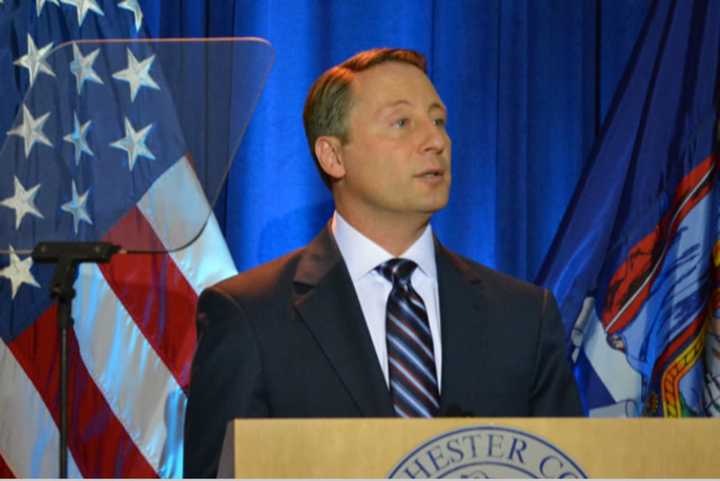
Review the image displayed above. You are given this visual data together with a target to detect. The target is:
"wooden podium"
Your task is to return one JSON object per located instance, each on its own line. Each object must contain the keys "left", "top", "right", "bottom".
{"left": 218, "top": 418, "right": 720, "bottom": 478}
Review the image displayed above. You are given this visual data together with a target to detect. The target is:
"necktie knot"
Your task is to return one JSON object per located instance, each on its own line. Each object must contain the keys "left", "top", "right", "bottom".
{"left": 377, "top": 258, "right": 417, "bottom": 286}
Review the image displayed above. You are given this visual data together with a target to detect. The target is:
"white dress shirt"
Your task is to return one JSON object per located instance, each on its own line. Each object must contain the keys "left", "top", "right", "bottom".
{"left": 331, "top": 211, "right": 443, "bottom": 390}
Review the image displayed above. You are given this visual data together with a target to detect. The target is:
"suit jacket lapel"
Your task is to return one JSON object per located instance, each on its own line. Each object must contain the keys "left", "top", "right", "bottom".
{"left": 435, "top": 242, "right": 489, "bottom": 415}
{"left": 292, "top": 227, "right": 394, "bottom": 417}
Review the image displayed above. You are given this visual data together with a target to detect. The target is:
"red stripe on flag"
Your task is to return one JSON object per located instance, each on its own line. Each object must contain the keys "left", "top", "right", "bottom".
{"left": 651, "top": 310, "right": 705, "bottom": 383}
{"left": 100, "top": 206, "right": 198, "bottom": 391}
{"left": 7, "top": 306, "right": 157, "bottom": 478}
{"left": 104, "top": 207, "right": 165, "bottom": 252}
{"left": 0, "top": 451, "right": 15, "bottom": 478}
{"left": 601, "top": 154, "right": 716, "bottom": 333}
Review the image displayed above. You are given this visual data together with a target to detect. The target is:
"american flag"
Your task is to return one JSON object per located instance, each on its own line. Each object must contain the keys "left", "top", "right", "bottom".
{"left": 0, "top": 2, "right": 259, "bottom": 477}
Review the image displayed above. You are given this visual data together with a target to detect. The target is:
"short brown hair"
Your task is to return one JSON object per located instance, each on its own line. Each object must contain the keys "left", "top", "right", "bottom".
{"left": 303, "top": 48, "right": 427, "bottom": 187}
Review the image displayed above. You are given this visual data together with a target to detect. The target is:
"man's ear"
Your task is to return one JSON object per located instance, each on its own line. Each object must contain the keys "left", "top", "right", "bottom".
{"left": 314, "top": 136, "right": 346, "bottom": 181}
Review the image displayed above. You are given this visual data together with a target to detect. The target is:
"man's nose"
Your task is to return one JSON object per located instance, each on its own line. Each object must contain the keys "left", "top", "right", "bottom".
{"left": 420, "top": 120, "right": 448, "bottom": 154}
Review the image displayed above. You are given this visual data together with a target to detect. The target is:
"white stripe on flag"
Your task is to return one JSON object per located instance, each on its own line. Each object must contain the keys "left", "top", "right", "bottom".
{"left": 68, "top": 154, "right": 237, "bottom": 477}
{"left": 582, "top": 307, "right": 641, "bottom": 404}
{"left": 137, "top": 156, "right": 238, "bottom": 293}
{"left": 0, "top": 340, "right": 82, "bottom": 478}
{"left": 73, "top": 263, "right": 185, "bottom": 476}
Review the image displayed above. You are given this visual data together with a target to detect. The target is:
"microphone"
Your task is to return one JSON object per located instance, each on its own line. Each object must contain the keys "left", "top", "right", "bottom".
{"left": 440, "top": 404, "right": 475, "bottom": 417}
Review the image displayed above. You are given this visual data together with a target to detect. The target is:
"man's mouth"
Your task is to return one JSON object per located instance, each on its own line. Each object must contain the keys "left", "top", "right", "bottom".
{"left": 416, "top": 168, "right": 444, "bottom": 179}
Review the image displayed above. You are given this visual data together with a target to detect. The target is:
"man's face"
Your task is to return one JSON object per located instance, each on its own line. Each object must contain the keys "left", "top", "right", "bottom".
{"left": 334, "top": 61, "right": 451, "bottom": 225}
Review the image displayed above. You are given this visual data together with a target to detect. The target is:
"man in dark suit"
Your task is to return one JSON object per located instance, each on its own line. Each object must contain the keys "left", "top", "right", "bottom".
{"left": 184, "top": 48, "right": 582, "bottom": 478}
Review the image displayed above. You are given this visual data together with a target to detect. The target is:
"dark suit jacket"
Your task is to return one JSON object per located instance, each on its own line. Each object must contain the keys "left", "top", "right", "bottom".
{"left": 183, "top": 227, "right": 582, "bottom": 477}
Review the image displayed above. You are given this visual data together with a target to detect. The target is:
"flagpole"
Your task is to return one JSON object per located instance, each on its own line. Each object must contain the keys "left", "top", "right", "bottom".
{"left": 33, "top": 242, "right": 120, "bottom": 478}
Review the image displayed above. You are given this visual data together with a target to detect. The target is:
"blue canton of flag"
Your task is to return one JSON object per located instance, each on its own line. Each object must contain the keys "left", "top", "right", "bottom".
{"left": 2, "top": 39, "right": 187, "bottom": 250}
{"left": 537, "top": 0, "right": 720, "bottom": 417}
{"left": 0, "top": 1, "right": 238, "bottom": 477}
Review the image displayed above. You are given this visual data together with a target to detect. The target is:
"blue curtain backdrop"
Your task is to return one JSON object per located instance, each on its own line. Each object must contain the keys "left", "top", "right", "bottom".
{"left": 2, "top": 0, "right": 651, "bottom": 282}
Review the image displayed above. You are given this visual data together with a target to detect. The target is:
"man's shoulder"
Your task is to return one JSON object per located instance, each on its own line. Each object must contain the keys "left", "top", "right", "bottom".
{"left": 441, "top": 247, "right": 547, "bottom": 298}
{"left": 440, "top": 247, "right": 559, "bottom": 337}
{"left": 208, "top": 246, "right": 305, "bottom": 303}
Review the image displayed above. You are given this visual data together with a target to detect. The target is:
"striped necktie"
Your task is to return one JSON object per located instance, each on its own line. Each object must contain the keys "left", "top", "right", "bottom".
{"left": 377, "top": 258, "right": 440, "bottom": 417}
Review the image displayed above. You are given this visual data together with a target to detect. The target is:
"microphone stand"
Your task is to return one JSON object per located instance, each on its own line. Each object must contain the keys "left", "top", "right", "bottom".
{"left": 32, "top": 242, "right": 120, "bottom": 479}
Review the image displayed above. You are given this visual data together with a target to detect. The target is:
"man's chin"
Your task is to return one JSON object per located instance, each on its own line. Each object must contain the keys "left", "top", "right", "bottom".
{"left": 425, "top": 190, "right": 450, "bottom": 211}
{"left": 415, "top": 197, "right": 450, "bottom": 216}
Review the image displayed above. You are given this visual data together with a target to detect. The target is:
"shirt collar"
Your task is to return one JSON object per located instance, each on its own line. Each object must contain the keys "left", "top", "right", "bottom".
{"left": 331, "top": 211, "right": 437, "bottom": 282}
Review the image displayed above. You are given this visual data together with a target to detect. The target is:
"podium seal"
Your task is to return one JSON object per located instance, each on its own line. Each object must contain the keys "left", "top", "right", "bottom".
{"left": 388, "top": 425, "right": 586, "bottom": 478}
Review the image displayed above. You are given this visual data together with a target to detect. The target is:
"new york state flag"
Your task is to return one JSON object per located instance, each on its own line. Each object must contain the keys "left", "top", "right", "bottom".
{"left": 538, "top": 0, "right": 720, "bottom": 418}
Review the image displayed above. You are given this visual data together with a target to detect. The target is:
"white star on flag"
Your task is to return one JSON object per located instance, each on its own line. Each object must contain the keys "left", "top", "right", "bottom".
{"left": 112, "top": 49, "right": 159, "bottom": 102}
{"left": 60, "top": 0, "right": 104, "bottom": 26}
{"left": 0, "top": 246, "right": 41, "bottom": 300}
{"left": 13, "top": 34, "right": 55, "bottom": 87}
{"left": 0, "top": 177, "right": 44, "bottom": 229}
{"left": 61, "top": 180, "right": 93, "bottom": 234}
{"left": 63, "top": 112, "right": 94, "bottom": 164}
{"left": 7, "top": 104, "right": 53, "bottom": 158}
{"left": 69, "top": 43, "right": 103, "bottom": 94}
{"left": 35, "top": 0, "right": 60, "bottom": 16}
{"left": 118, "top": 0, "right": 144, "bottom": 32}
{"left": 110, "top": 117, "right": 155, "bottom": 170}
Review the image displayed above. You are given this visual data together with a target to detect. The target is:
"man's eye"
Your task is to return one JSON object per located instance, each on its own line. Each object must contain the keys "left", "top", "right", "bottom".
{"left": 434, "top": 118, "right": 447, "bottom": 127}
{"left": 393, "top": 118, "right": 408, "bottom": 128}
